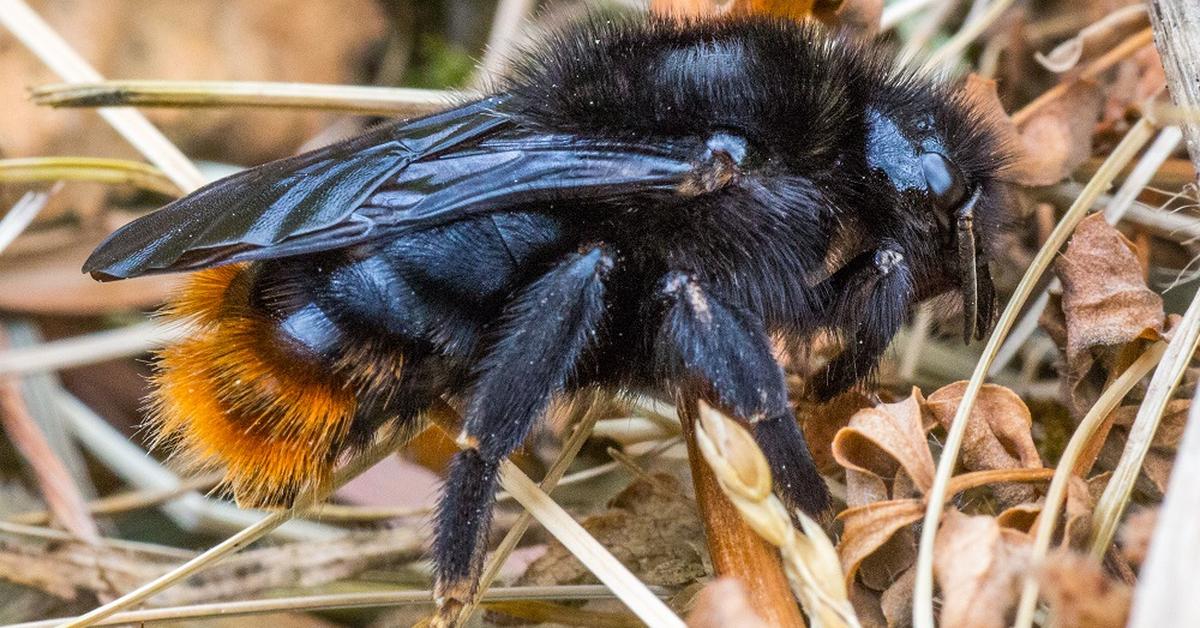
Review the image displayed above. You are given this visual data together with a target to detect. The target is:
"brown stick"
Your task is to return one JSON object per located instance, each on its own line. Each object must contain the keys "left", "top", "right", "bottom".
{"left": 678, "top": 397, "right": 805, "bottom": 628}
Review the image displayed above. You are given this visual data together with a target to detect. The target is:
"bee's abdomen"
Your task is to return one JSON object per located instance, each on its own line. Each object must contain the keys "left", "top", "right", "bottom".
{"left": 150, "top": 263, "right": 376, "bottom": 508}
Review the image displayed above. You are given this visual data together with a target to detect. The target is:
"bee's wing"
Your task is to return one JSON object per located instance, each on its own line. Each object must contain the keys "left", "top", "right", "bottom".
{"left": 83, "top": 96, "right": 704, "bottom": 281}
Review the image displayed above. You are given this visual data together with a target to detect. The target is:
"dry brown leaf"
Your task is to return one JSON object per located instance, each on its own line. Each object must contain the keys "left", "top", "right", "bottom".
{"left": 1038, "top": 550, "right": 1131, "bottom": 628}
{"left": 1061, "top": 474, "right": 1108, "bottom": 548}
{"left": 1056, "top": 214, "right": 1165, "bottom": 371}
{"left": 1034, "top": 5, "right": 1148, "bottom": 73}
{"left": 800, "top": 391, "right": 873, "bottom": 475}
{"left": 934, "top": 511, "right": 1031, "bottom": 628}
{"left": 849, "top": 582, "right": 888, "bottom": 628}
{"left": 1117, "top": 507, "right": 1157, "bottom": 568}
{"left": 836, "top": 499, "right": 924, "bottom": 586}
{"left": 816, "top": 0, "right": 883, "bottom": 37}
{"left": 1013, "top": 81, "right": 1104, "bottom": 186}
{"left": 996, "top": 502, "right": 1041, "bottom": 533}
{"left": 927, "top": 382, "right": 1042, "bottom": 505}
{"left": 858, "top": 525, "right": 915, "bottom": 592}
{"left": 879, "top": 566, "right": 915, "bottom": 628}
{"left": 1111, "top": 399, "right": 1189, "bottom": 449}
{"left": 517, "top": 473, "right": 706, "bottom": 588}
{"left": 846, "top": 468, "right": 891, "bottom": 508}
{"left": 833, "top": 389, "right": 935, "bottom": 494}
{"left": 958, "top": 74, "right": 1101, "bottom": 187}
{"left": 685, "top": 578, "right": 769, "bottom": 628}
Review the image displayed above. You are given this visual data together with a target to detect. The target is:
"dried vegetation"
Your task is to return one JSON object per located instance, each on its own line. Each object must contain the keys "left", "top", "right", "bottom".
{"left": 0, "top": 0, "right": 1198, "bottom": 626}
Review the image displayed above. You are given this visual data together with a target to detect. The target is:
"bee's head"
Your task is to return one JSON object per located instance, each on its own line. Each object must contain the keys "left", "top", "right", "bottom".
{"left": 863, "top": 88, "right": 1013, "bottom": 341}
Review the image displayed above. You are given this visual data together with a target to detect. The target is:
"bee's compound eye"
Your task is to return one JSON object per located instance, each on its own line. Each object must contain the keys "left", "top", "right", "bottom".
{"left": 920, "top": 152, "right": 968, "bottom": 210}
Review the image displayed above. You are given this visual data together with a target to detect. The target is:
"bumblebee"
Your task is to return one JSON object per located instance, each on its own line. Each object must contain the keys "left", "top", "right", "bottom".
{"left": 84, "top": 14, "right": 1010, "bottom": 609}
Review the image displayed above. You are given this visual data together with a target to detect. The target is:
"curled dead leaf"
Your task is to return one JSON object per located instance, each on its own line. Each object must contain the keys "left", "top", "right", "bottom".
{"left": 879, "top": 566, "right": 915, "bottom": 628}
{"left": 1056, "top": 214, "right": 1165, "bottom": 371}
{"left": 801, "top": 391, "right": 873, "bottom": 475}
{"left": 836, "top": 499, "right": 924, "bottom": 587}
{"left": 832, "top": 389, "right": 935, "bottom": 494}
{"left": 958, "top": 74, "right": 1102, "bottom": 188}
{"left": 996, "top": 502, "right": 1041, "bottom": 533}
{"left": 927, "top": 382, "right": 1042, "bottom": 505}
{"left": 934, "top": 511, "right": 1031, "bottom": 628}
{"left": 1013, "top": 81, "right": 1104, "bottom": 186}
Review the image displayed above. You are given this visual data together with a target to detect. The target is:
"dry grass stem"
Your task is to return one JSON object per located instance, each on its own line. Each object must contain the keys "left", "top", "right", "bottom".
{"left": 694, "top": 402, "right": 860, "bottom": 628}
{"left": 448, "top": 396, "right": 606, "bottom": 625}
{"left": 0, "top": 190, "right": 52, "bottom": 255}
{"left": 32, "top": 80, "right": 461, "bottom": 117}
{"left": 912, "top": 116, "right": 1157, "bottom": 628}
{"left": 0, "top": 321, "right": 187, "bottom": 376}
{"left": 0, "top": 157, "right": 182, "bottom": 197}
{"left": 880, "top": 0, "right": 939, "bottom": 32}
{"left": 1090, "top": 289, "right": 1200, "bottom": 556}
{"left": 497, "top": 459, "right": 686, "bottom": 628}
{"left": 11, "top": 584, "right": 656, "bottom": 628}
{"left": 0, "top": 520, "right": 194, "bottom": 560}
{"left": 922, "top": 0, "right": 1018, "bottom": 73}
{"left": 0, "top": 349, "right": 100, "bottom": 544}
{"left": 1012, "top": 341, "right": 1167, "bottom": 628}
{"left": 4, "top": 473, "right": 222, "bottom": 526}
{"left": 474, "top": 0, "right": 535, "bottom": 85}
{"left": 0, "top": 0, "right": 205, "bottom": 191}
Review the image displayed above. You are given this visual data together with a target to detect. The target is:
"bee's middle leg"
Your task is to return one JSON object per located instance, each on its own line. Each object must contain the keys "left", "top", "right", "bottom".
{"left": 655, "top": 271, "right": 830, "bottom": 516}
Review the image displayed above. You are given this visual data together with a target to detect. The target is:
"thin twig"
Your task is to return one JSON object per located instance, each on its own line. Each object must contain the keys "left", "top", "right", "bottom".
{"left": 1012, "top": 341, "right": 1167, "bottom": 628}
{"left": 911, "top": 117, "right": 1157, "bottom": 628}
{"left": 0, "top": 520, "right": 194, "bottom": 560}
{"left": 0, "top": 0, "right": 205, "bottom": 191}
{"left": 5, "top": 473, "right": 222, "bottom": 526}
{"left": 0, "top": 157, "right": 181, "bottom": 197}
{"left": 32, "top": 80, "right": 460, "bottom": 117}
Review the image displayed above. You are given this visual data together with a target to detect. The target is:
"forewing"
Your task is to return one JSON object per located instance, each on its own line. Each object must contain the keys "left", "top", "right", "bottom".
{"left": 83, "top": 97, "right": 509, "bottom": 280}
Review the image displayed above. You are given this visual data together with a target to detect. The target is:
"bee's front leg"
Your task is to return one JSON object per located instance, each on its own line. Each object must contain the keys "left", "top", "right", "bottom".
{"left": 814, "top": 241, "right": 915, "bottom": 400}
{"left": 655, "top": 271, "right": 830, "bottom": 516}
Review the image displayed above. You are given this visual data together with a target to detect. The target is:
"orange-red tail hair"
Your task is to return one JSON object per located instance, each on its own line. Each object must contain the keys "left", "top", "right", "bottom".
{"left": 150, "top": 265, "right": 358, "bottom": 507}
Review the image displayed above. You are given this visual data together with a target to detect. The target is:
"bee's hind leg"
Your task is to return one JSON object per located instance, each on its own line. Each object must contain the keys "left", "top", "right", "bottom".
{"left": 655, "top": 271, "right": 830, "bottom": 517}
{"left": 433, "top": 246, "right": 612, "bottom": 616}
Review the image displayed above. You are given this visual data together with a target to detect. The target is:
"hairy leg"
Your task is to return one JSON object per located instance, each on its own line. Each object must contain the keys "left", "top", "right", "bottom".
{"left": 656, "top": 271, "right": 829, "bottom": 515}
{"left": 814, "top": 242, "right": 915, "bottom": 400}
{"left": 433, "top": 246, "right": 611, "bottom": 608}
